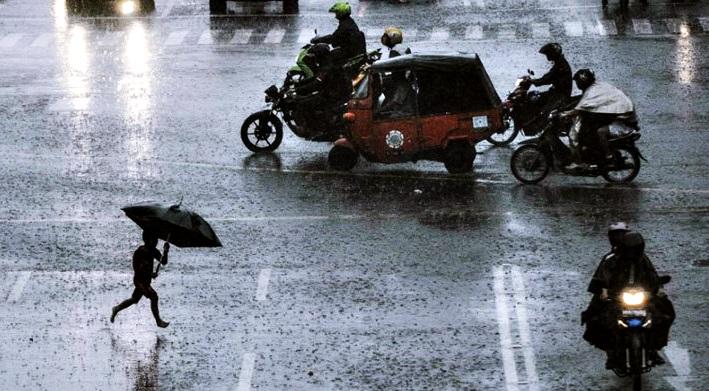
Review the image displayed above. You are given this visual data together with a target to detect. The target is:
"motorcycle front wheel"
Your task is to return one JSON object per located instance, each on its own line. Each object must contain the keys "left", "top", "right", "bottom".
{"left": 486, "top": 119, "right": 519, "bottom": 146}
{"left": 510, "top": 144, "right": 550, "bottom": 184}
{"left": 240, "top": 111, "right": 284, "bottom": 153}
{"left": 602, "top": 146, "right": 640, "bottom": 183}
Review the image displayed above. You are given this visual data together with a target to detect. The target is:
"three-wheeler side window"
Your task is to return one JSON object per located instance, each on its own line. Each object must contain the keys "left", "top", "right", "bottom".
{"left": 373, "top": 70, "right": 418, "bottom": 120}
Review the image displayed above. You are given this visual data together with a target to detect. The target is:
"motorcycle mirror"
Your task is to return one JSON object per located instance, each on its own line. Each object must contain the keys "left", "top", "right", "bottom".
{"left": 659, "top": 275, "right": 671, "bottom": 285}
{"left": 528, "top": 69, "right": 535, "bottom": 76}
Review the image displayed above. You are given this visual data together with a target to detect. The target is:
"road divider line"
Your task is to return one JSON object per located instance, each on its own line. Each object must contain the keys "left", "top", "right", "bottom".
{"left": 493, "top": 267, "right": 520, "bottom": 391}
{"left": 263, "top": 29, "right": 285, "bottom": 44}
{"left": 255, "top": 268, "right": 272, "bottom": 301}
{"left": 6, "top": 271, "right": 31, "bottom": 303}
{"left": 165, "top": 30, "right": 188, "bottom": 46}
{"left": 0, "top": 33, "right": 23, "bottom": 48}
{"left": 511, "top": 266, "right": 539, "bottom": 391}
{"left": 237, "top": 352, "right": 256, "bottom": 391}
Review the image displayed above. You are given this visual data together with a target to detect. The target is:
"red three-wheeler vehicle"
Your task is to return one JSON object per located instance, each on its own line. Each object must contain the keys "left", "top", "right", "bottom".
{"left": 329, "top": 53, "right": 505, "bottom": 173}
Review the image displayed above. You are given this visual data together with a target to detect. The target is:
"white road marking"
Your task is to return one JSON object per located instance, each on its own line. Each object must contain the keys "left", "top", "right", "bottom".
{"left": 498, "top": 25, "right": 517, "bottom": 40}
{"left": 664, "top": 19, "right": 681, "bottom": 34}
{"left": 430, "top": 28, "right": 450, "bottom": 41}
{"left": 297, "top": 29, "right": 312, "bottom": 44}
{"left": 237, "top": 352, "right": 257, "bottom": 391}
{"left": 564, "top": 21, "right": 584, "bottom": 37}
{"left": 165, "top": 30, "right": 188, "bottom": 46}
{"left": 0, "top": 33, "right": 23, "bottom": 48}
{"left": 698, "top": 17, "right": 709, "bottom": 32}
{"left": 30, "top": 33, "right": 53, "bottom": 48}
{"left": 633, "top": 19, "right": 653, "bottom": 34}
{"left": 255, "top": 268, "right": 272, "bottom": 301}
{"left": 531, "top": 23, "right": 550, "bottom": 38}
{"left": 465, "top": 25, "right": 483, "bottom": 40}
{"left": 511, "top": 266, "right": 539, "bottom": 391}
{"left": 198, "top": 30, "right": 214, "bottom": 45}
{"left": 493, "top": 267, "right": 520, "bottom": 391}
{"left": 230, "top": 29, "right": 253, "bottom": 45}
{"left": 664, "top": 341, "right": 693, "bottom": 390}
{"left": 596, "top": 19, "right": 618, "bottom": 36}
{"left": 98, "top": 31, "right": 124, "bottom": 46}
{"left": 6, "top": 271, "right": 31, "bottom": 303}
{"left": 263, "top": 29, "right": 285, "bottom": 44}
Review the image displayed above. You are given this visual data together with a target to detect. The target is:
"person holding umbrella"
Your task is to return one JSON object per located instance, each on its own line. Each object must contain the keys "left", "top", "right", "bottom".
{"left": 111, "top": 201, "right": 222, "bottom": 328}
{"left": 111, "top": 231, "right": 171, "bottom": 328}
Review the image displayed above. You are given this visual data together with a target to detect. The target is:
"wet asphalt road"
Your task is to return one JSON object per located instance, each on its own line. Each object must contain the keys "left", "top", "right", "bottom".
{"left": 1, "top": 0, "right": 708, "bottom": 390}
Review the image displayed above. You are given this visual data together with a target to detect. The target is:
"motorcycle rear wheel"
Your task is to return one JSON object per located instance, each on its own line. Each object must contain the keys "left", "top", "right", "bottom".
{"left": 602, "top": 146, "right": 640, "bottom": 183}
{"left": 510, "top": 144, "right": 550, "bottom": 184}
{"left": 487, "top": 119, "right": 519, "bottom": 146}
{"left": 240, "top": 111, "right": 284, "bottom": 153}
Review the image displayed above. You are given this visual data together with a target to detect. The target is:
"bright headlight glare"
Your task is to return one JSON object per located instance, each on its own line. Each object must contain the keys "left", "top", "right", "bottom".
{"left": 622, "top": 291, "right": 647, "bottom": 306}
{"left": 120, "top": 1, "right": 137, "bottom": 15}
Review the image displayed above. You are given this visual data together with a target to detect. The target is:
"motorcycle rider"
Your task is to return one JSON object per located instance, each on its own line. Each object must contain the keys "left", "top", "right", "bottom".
{"left": 583, "top": 231, "right": 674, "bottom": 369}
{"left": 311, "top": 2, "right": 366, "bottom": 62}
{"left": 381, "top": 27, "right": 411, "bottom": 59}
{"left": 531, "top": 43, "right": 572, "bottom": 108}
{"left": 561, "top": 69, "right": 639, "bottom": 166}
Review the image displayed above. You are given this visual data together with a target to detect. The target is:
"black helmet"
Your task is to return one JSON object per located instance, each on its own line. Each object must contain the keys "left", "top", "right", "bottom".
{"left": 620, "top": 232, "right": 645, "bottom": 258}
{"left": 608, "top": 222, "right": 629, "bottom": 248}
{"left": 309, "top": 43, "right": 331, "bottom": 62}
{"left": 539, "top": 43, "right": 562, "bottom": 59}
{"left": 573, "top": 68, "right": 596, "bottom": 90}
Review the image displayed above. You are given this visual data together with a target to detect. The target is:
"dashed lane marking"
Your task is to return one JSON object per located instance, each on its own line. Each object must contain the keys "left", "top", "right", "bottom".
{"left": 531, "top": 22, "right": 550, "bottom": 38}
{"left": 255, "top": 268, "right": 272, "bottom": 301}
{"left": 237, "top": 352, "right": 257, "bottom": 391}
{"left": 263, "top": 28, "right": 285, "bottom": 44}
{"left": 564, "top": 21, "right": 584, "bottom": 37}
{"left": 596, "top": 19, "right": 618, "bottom": 36}
{"left": 511, "top": 266, "right": 540, "bottom": 391}
{"left": 664, "top": 341, "right": 693, "bottom": 391}
{"left": 6, "top": 271, "right": 31, "bottom": 303}
{"left": 198, "top": 30, "right": 214, "bottom": 45}
{"left": 465, "top": 25, "right": 483, "bottom": 39}
{"left": 165, "top": 30, "right": 188, "bottom": 46}
{"left": 430, "top": 28, "right": 450, "bottom": 41}
{"left": 493, "top": 267, "right": 520, "bottom": 391}
{"left": 633, "top": 18, "right": 653, "bottom": 35}
{"left": 230, "top": 29, "right": 253, "bottom": 45}
{"left": 0, "top": 33, "right": 23, "bottom": 48}
{"left": 30, "top": 33, "right": 53, "bottom": 48}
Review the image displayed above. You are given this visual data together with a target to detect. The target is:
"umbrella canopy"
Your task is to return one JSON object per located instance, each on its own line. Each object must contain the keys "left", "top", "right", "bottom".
{"left": 122, "top": 201, "right": 222, "bottom": 248}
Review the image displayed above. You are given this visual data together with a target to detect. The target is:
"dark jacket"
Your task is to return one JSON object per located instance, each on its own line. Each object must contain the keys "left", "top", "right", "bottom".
{"left": 588, "top": 252, "right": 661, "bottom": 297}
{"left": 533, "top": 56, "right": 572, "bottom": 97}
{"left": 313, "top": 16, "right": 366, "bottom": 60}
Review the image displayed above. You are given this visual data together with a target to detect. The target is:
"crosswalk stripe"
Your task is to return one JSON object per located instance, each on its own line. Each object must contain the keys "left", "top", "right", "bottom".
{"left": 596, "top": 19, "right": 618, "bottom": 36}
{"left": 498, "top": 25, "right": 517, "bottom": 39}
{"left": 465, "top": 25, "right": 483, "bottom": 40}
{"left": 98, "top": 31, "right": 124, "bottom": 46}
{"left": 263, "top": 29, "right": 285, "bottom": 44}
{"left": 297, "top": 29, "right": 312, "bottom": 44}
{"left": 430, "top": 28, "right": 449, "bottom": 41}
{"left": 531, "top": 23, "right": 550, "bottom": 38}
{"left": 30, "top": 33, "right": 53, "bottom": 48}
{"left": 699, "top": 17, "right": 709, "bottom": 32}
{"left": 165, "top": 30, "right": 188, "bottom": 46}
{"left": 564, "top": 21, "right": 584, "bottom": 37}
{"left": 0, "top": 33, "right": 23, "bottom": 48}
{"left": 230, "top": 29, "right": 253, "bottom": 44}
{"left": 198, "top": 30, "right": 214, "bottom": 45}
{"left": 632, "top": 18, "right": 652, "bottom": 34}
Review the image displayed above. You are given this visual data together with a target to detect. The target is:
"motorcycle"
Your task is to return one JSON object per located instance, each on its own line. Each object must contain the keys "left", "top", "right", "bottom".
{"left": 609, "top": 275, "right": 671, "bottom": 391}
{"left": 487, "top": 70, "right": 572, "bottom": 146}
{"left": 510, "top": 111, "right": 645, "bottom": 184}
{"left": 240, "top": 36, "right": 381, "bottom": 153}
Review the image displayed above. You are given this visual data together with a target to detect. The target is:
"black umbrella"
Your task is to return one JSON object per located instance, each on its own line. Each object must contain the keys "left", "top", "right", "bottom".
{"left": 121, "top": 201, "right": 222, "bottom": 248}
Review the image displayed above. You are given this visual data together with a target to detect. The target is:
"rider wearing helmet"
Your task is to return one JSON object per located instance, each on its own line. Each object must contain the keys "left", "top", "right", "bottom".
{"left": 531, "top": 43, "right": 573, "bottom": 104}
{"left": 381, "top": 27, "right": 411, "bottom": 58}
{"left": 582, "top": 231, "right": 674, "bottom": 369}
{"left": 562, "top": 69, "right": 638, "bottom": 164}
{"left": 311, "top": 2, "right": 366, "bottom": 62}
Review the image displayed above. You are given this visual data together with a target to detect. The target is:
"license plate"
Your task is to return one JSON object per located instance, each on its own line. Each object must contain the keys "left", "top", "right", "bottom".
{"left": 622, "top": 310, "right": 647, "bottom": 317}
{"left": 472, "top": 115, "right": 489, "bottom": 129}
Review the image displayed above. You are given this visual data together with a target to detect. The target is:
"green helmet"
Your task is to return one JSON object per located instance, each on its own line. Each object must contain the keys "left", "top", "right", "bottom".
{"left": 329, "top": 2, "right": 351, "bottom": 18}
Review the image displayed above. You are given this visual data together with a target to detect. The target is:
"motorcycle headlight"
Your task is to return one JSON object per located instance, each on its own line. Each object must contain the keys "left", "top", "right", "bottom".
{"left": 119, "top": 0, "right": 138, "bottom": 15}
{"left": 622, "top": 290, "right": 647, "bottom": 306}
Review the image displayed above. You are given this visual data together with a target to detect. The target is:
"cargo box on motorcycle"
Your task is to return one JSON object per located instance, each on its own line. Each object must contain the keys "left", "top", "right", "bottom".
{"left": 329, "top": 53, "right": 505, "bottom": 173}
